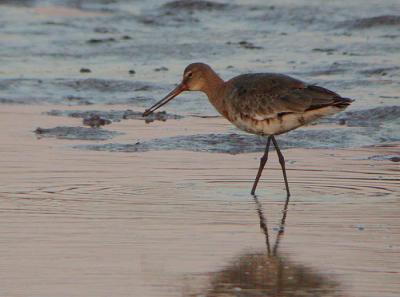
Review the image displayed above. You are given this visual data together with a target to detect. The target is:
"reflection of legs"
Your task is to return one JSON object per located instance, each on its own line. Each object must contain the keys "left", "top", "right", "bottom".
{"left": 271, "top": 136, "right": 291, "bottom": 197}
{"left": 253, "top": 191, "right": 291, "bottom": 256}
{"left": 251, "top": 136, "right": 272, "bottom": 195}
{"left": 273, "top": 193, "right": 290, "bottom": 256}
{"left": 253, "top": 195, "right": 271, "bottom": 255}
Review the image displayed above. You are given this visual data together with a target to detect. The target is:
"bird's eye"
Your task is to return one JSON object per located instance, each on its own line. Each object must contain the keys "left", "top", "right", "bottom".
{"left": 187, "top": 72, "right": 193, "bottom": 78}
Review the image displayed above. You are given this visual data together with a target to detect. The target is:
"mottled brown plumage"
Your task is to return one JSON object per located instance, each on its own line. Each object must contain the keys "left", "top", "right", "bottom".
{"left": 222, "top": 72, "right": 352, "bottom": 135}
{"left": 143, "top": 62, "right": 353, "bottom": 195}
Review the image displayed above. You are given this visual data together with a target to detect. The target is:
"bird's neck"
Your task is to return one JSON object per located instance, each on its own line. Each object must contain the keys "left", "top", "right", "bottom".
{"left": 201, "top": 73, "right": 228, "bottom": 118}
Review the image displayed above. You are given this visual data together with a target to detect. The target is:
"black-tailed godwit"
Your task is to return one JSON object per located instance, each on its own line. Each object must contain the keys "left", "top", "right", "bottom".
{"left": 143, "top": 63, "right": 353, "bottom": 196}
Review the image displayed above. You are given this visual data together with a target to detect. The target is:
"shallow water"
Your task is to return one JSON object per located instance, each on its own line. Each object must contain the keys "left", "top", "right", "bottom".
{"left": 1, "top": 0, "right": 399, "bottom": 149}
{"left": 0, "top": 1, "right": 400, "bottom": 297}
{"left": 1, "top": 105, "right": 399, "bottom": 297}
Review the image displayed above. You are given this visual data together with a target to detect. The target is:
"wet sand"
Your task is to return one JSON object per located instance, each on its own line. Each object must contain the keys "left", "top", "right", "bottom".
{"left": 1, "top": 0, "right": 399, "bottom": 295}
{"left": 0, "top": 105, "right": 399, "bottom": 297}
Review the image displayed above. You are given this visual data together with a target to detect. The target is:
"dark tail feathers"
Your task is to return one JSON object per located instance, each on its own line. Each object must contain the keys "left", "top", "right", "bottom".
{"left": 333, "top": 96, "right": 354, "bottom": 109}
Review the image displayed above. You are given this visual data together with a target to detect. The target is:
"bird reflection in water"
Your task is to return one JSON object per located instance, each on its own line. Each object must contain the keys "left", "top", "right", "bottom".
{"left": 188, "top": 195, "right": 341, "bottom": 297}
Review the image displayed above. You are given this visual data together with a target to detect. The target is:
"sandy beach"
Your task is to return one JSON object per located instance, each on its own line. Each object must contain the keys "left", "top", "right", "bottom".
{"left": 0, "top": 104, "right": 399, "bottom": 297}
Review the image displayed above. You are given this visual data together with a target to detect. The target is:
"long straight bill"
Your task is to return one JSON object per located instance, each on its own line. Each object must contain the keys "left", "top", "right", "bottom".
{"left": 143, "top": 83, "right": 186, "bottom": 117}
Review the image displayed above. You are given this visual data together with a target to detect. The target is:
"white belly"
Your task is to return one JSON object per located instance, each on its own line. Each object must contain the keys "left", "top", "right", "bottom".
{"left": 231, "top": 106, "right": 341, "bottom": 135}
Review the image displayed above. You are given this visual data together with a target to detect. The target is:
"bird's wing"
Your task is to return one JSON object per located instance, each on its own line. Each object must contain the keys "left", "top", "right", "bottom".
{"left": 225, "top": 73, "right": 342, "bottom": 120}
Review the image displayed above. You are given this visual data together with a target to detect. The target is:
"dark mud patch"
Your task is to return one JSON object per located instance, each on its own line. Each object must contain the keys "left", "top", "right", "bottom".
{"left": 75, "top": 123, "right": 399, "bottom": 154}
{"left": 0, "top": 78, "right": 159, "bottom": 105}
{"left": 59, "top": 78, "right": 156, "bottom": 93}
{"left": 137, "top": 0, "right": 232, "bottom": 26}
{"left": 0, "top": 0, "right": 38, "bottom": 7}
{"left": 312, "top": 48, "right": 336, "bottom": 55}
{"left": 0, "top": 98, "right": 23, "bottom": 104}
{"left": 87, "top": 37, "right": 116, "bottom": 44}
{"left": 77, "top": 133, "right": 265, "bottom": 154}
{"left": 93, "top": 27, "right": 118, "bottom": 34}
{"left": 140, "top": 111, "right": 183, "bottom": 123}
{"left": 254, "top": 4, "right": 338, "bottom": 29}
{"left": 300, "top": 61, "right": 366, "bottom": 76}
{"left": 381, "top": 34, "right": 400, "bottom": 39}
{"left": 83, "top": 115, "right": 111, "bottom": 128}
{"left": 305, "top": 66, "right": 347, "bottom": 76}
{"left": 64, "top": 96, "right": 93, "bottom": 105}
{"left": 333, "top": 106, "right": 400, "bottom": 127}
{"left": 34, "top": 126, "right": 121, "bottom": 141}
{"left": 226, "top": 41, "right": 263, "bottom": 50}
{"left": 162, "top": 0, "right": 229, "bottom": 11}
{"left": 327, "top": 78, "right": 398, "bottom": 91}
{"left": 80, "top": 68, "right": 92, "bottom": 73}
{"left": 154, "top": 66, "right": 169, "bottom": 72}
{"left": 359, "top": 66, "right": 400, "bottom": 77}
{"left": 87, "top": 35, "right": 131, "bottom": 44}
{"left": 136, "top": 13, "right": 199, "bottom": 26}
{"left": 338, "top": 15, "right": 400, "bottom": 29}
{"left": 368, "top": 155, "right": 400, "bottom": 162}
{"left": 46, "top": 109, "right": 183, "bottom": 123}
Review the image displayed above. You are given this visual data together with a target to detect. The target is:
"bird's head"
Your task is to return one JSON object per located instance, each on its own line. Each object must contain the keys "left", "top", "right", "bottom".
{"left": 182, "top": 62, "right": 213, "bottom": 91}
{"left": 142, "top": 63, "right": 215, "bottom": 117}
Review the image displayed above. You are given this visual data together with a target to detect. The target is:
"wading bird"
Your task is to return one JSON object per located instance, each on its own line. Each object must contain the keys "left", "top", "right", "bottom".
{"left": 143, "top": 63, "right": 353, "bottom": 196}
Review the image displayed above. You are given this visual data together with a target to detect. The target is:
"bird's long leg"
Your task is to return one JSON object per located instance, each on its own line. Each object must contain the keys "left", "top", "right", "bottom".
{"left": 251, "top": 136, "right": 272, "bottom": 195}
{"left": 271, "top": 136, "right": 291, "bottom": 197}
